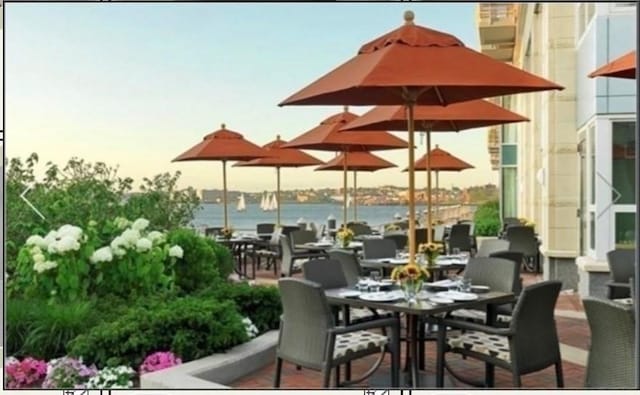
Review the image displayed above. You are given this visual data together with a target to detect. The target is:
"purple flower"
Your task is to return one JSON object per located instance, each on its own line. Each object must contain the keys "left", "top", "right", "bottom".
{"left": 139, "top": 351, "right": 182, "bottom": 375}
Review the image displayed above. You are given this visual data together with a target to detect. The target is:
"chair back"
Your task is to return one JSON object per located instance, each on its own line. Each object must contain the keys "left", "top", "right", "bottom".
{"left": 205, "top": 227, "right": 223, "bottom": 237}
{"left": 277, "top": 278, "right": 335, "bottom": 369}
{"left": 348, "top": 222, "right": 372, "bottom": 236}
{"left": 256, "top": 223, "right": 275, "bottom": 235}
{"left": 433, "top": 224, "right": 446, "bottom": 243}
{"left": 505, "top": 225, "right": 538, "bottom": 256}
{"left": 583, "top": 297, "right": 636, "bottom": 388}
{"left": 463, "top": 257, "right": 519, "bottom": 294}
{"left": 476, "top": 239, "right": 510, "bottom": 258}
{"left": 309, "top": 222, "right": 318, "bottom": 236}
{"left": 606, "top": 249, "right": 636, "bottom": 283}
{"left": 328, "top": 249, "right": 361, "bottom": 287}
{"left": 280, "top": 225, "right": 300, "bottom": 236}
{"left": 303, "top": 258, "right": 348, "bottom": 290}
{"left": 279, "top": 234, "right": 295, "bottom": 277}
{"left": 363, "top": 239, "right": 397, "bottom": 259}
{"left": 448, "top": 224, "right": 472, "bottom": 252}
{"left": 291, "top": 229, "right": 318, "bottom": 246}
{"left": 413, "top": 228, "right": 429, "bottom": 250}
{"left": 383, "top": 233, "right": 408, "bottom": 250}
{"left": 509, "top": 281, "right": 562, "bottom": 373}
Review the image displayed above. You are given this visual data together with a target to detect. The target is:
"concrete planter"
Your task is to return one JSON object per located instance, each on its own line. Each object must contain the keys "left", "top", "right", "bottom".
{"left": 140, "top": 330, "right": 278, "bottom": 389}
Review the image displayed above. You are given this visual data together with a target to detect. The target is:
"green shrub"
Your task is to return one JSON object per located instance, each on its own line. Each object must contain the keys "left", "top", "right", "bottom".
{"left": 198, "top": 282, "right": 282, "bottom": 333}
{"left": 207, "top": 239, "right": 235, "bottom": 280}
{"left": 7, "top": 299, "right": 100, "bottom": 360}
{"left": 68, "top": 296, "right": 247, "bottom": 368}
{"left": 473, "top": 200, "right": 501, "bottom": 236}
{"left": 167, "top": 228, "right": 223, "bottom": 293}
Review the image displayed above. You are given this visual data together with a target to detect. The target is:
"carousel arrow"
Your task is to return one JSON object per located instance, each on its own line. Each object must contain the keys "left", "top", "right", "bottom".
{"left": 20, "top": 185, "right": 46, "bottom": 220}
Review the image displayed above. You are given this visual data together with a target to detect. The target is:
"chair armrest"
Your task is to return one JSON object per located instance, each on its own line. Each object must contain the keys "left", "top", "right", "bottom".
{"left": 606, "top": 281, "right": 632, "bottom": 289}
{"left": 293, "top": 252, "right": 328, "bottom": 259}
{"left": 331, "top": 317, "right": 398, "bottom": 335}
{"left": 441, "top": 317, "right": 514, "bottom": 336}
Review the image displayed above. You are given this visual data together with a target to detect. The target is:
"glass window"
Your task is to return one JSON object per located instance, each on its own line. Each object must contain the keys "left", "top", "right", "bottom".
{"left": 502, "top": 168, "right": 518, "bottom": 218}
{"left": 590, "top": 212, "right": 595, "bottom": 250}
{"left": 612, "top": 121, "right": 636, "bottom": 205}
{"left": 590, "top": 124, "right": 595, "bottom": 205}
{"left": 501, "top": 145, "right": 517, "bottom": 166}
{"left": 615, "top": 213, "right": 636, "bottom": 249}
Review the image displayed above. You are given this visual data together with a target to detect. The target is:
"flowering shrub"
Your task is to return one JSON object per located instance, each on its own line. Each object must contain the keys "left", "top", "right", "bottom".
{"left": 9, "top": 217, "right": 184, "bottom": 301}
{"left": 243, "top": 317, "right": 259, "bottom": 339}
{"left": 42, "top": 356, "right": 97, "bottom": 389}
{"left": 86, "top": 365, "right": 136, "bottom": 389}
{"left": 139, "top": 351, "right": 182, "bottom": 375}
{"left": 5, "top": 356, "right": 48, "bottom": 388}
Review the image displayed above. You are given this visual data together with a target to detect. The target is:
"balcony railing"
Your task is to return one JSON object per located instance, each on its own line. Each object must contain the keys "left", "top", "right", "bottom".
{"left": 477, "top": 3, "right": 517, "bottom": 26}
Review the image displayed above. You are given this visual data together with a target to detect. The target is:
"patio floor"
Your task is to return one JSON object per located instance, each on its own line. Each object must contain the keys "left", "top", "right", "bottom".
{"left": 233, "top": 269, "right": 589, "bottom": 389}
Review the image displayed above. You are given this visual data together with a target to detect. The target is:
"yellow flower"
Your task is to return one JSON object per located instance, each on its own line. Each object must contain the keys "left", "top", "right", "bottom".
{"left": 392, "top": 263, "right": 430, "bottom": 282}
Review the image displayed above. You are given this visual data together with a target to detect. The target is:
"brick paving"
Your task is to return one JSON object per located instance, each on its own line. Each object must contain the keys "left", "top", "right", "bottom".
{"left": 233, "top": 266, "right": 589, "bottom": 389}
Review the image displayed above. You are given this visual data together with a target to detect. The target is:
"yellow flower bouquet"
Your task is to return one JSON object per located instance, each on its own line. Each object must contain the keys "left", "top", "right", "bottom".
{"left": 418, "top": 242, "right": 440, "bottom": 267}
{"left": 391, "top": 263, "right": 430, "bottom": 304}
{"left": 336, "top": 226, "right": 354, "bottom": 248}
{"left": 221, "top": 227, "right": 234, "bottom": 240}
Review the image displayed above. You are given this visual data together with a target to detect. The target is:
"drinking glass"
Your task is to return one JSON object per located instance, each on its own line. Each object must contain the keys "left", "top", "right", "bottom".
{"left": 395, "top": 249, "right": 404, "bottom": 259}
{"left": 452, "top": 247, "right": 461, "bottom": 256}
{"left": 357, "top": 276, "right": 369, "bottom": 292}
{"left": 458, "top": 277, "right": 472, "bottom": 293}
{"left": 369, "top": 271, "right": 381, "bottom": 292}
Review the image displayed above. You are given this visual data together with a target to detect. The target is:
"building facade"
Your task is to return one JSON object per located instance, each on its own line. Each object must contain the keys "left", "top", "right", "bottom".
{"left": 477, "top": 2, "right": 636, "bottom": 296}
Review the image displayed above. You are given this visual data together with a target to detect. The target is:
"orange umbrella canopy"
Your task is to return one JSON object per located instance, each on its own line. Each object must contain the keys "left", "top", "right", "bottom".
{"left": 342, "top": 100, "right": 529, "bottom": 132}
{"left": 173, "top": 124, "right": 269, "bottom": 162}
{"left": 315, "top": 151, "right": 396, "bottom": 172}
{"left": 233, "top": 135, "right": 323, "bottom": 168}
{"left": 403, "top": 146, "right": 474, "bottom": 172}
{"left": 280, "top": 11, "right": 563, "bottom": 107}
{"left": 282, "top": 107, "right": 408, "bottom": 152}
{"left": 589, "top": 50, "right": 636, "bottom": 79}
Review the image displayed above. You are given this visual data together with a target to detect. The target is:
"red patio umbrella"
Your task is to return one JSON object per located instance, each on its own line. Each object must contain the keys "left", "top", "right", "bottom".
{"left": 342, "top": 99, "right": 528, "bottom": 237}
{"left": 589, "top": 50, "right": 636, "bottom": 79}
{"left": 280, "top": 10, "right": 561, "bottom": 267}
{"left": 234, "top": 135, "right": 324, "bottom": 226}
{"left": 173, "top": 124, "right": 269, "bottom": 228}
{"left": 282, "top": 106, "right": 407, "bottom": 227}
{"left": 402, "top": 145, "right": 474, "bottom": 222}
{"left": 315, "top": 151, "right": 396, "bottom": 221}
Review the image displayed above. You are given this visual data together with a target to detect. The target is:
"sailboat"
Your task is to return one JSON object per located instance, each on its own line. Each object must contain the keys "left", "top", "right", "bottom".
{"left": 237, "top": 193, "right": 246, "bottom": 212}
{"left": 260, "top": 193, "right": 268, "bottom": 211}
{"left": 269, "top": 193, "right": 278, "bottom": 211}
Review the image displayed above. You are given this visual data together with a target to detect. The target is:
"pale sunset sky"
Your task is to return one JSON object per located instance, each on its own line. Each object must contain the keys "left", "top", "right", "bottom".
{"left": 6, "top": 3, "right": 500, "bottom": 193}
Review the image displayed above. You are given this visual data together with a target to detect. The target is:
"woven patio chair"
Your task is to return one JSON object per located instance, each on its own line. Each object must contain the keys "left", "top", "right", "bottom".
{"left": 279, "top": 234, "right": 327, "bottom": 277}
{"left": 605, "top": 249, "right": 635, "bottom": 299}
{"left": 362, "top": 239, "right": 397, "bottom": 260}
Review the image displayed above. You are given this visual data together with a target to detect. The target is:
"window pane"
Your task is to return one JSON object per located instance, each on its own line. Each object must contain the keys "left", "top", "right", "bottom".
{"left": 615, "top": 212, "right": 636, "bottom": 249}
{"left": 502, "top": 168, "right": 517, "bottom": 218}
{"left": 612, "top": 121, "right": 636, "bottom": 204}
{"left": 590, "top": 125, "right": 595, "bottom": 205}
{"left": 590, "top": 212, "right": 595, "bottom": 250}
{"left": 501, "top": 145, "right": 517, "bottom": 166}
{"left": 502, "top": 123, "right": 517, "bottom": 144}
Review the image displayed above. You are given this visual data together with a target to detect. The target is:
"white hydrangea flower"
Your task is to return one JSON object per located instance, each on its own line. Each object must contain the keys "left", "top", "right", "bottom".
{"left": 169, "top": 245, "right": 184, "bottom": 258}
{"left": 114, "top": 217, "right": 131, "bottom": 230}
{"left": 30, "top": 245, "right": 42, "bottom": 255}
{"left": 34, "top": 260, "right": 57, "bottom": 273}
{"left": 33, "top": 252, "right": 46, "bottom": 263}
{"left": 44, "top": 230, "right": 58, "bottom": 246}
{"left": 47, "top": 243, "right": 59, "bottom": 254}
{"left": 57, "top": 224, "right": 83, "bottom": 241}
{"left": 242, "top": 317, "right": 259, "bottom": 339}
{"left": 90, "top": 246, "right": 113, "bottom": 263}
{"left": 131, "top": 218, "right": 150, "bottom": 231}
{"left": 26, "top": 235, "right": 46, "bottom": 248}
{"left": 56, "top": 235, "right": 81, "bottom": 253}
{"left": 121, "top": 229, "right": 141, "bottom": 246}
{"left": 135, "top": 238, "right": 152, "bottom": 252}
{"left": 147, "top": 231, "right": 165, "bottom": 244}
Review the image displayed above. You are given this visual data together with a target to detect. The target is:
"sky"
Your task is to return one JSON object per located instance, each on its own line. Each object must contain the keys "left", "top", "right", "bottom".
{"left": 5, "top": 3, "right": 499, "bottom": 193}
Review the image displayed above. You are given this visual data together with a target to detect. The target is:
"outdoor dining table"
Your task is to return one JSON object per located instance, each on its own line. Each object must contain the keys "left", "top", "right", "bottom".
{"left": 216, "top": 236, "right": 263, "bottom": 279}
{"left": 325, "top": 287, "right": 515, "bottom": 388}
{"left": 360, "top": 255, "right": 468, "bottom": 280}
{"left": 295, "top": 241, "right": 364, "bottom": 252}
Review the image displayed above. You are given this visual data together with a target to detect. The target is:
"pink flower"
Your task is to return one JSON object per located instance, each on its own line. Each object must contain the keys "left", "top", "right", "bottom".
{"left": 139, "top": 351, "right": 182, "bottom": 375}
{"left": 5, "top": 357, "right": 48, "bottom": 388}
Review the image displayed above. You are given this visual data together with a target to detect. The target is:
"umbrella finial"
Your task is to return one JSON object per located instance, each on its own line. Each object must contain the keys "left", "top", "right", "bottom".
{"left": 276, "top": 134, "right": 281, "bottom": 140}
{"left": 343, "top": 105, "right": 349, "bottom": 113}
{"left": 221, "top": 123, "right": 226, "bottom": 129}
{"left": 404, "top": 10, "right": 415, "bottom": 25}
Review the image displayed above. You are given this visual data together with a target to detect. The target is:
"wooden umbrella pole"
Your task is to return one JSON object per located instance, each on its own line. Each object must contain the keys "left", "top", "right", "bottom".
{"left": 276, "top": 166, "right": 281, "bottom": 227}
{"left": 343, "top": 151, "right": 348, "bottom": 228}
{"left": 426, "top": 130, "right": 433, "bottom": 243}
{"left": 435, "top": 170, "right": 440, "bottom": 225}
{"left": 407, "top": 103, "right": 417, "bottom": 265}
{"left": 222, "top": 160, "right": 228, "bottom": 228}
{"left": 353, "top": 170, "right": 358, "bottom": 222}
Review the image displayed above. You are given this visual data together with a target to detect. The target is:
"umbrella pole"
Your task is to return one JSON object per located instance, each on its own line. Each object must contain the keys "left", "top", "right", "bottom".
{"left": 276, "top": 166, "right": 281, "bottom": 227}
{"left": 222, "top": 160, "right": 228, "bottom": 228}
{"left": 343, "top": 151, "right": 348, "bottom": 228}
{"left": 435, "top": 170, "right": 440, "bottom": 225}
{"left": 353, "top": 170, "right": 358, "bottom": 222}
{"left": 426, "top": 130, "right": 433, "bottom": 243}
{"left": 407, "top": 103, "right": 417, "bottom": 265}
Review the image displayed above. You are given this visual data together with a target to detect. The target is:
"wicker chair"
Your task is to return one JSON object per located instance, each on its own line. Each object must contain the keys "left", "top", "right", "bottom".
{"left": 437, "top": 280, "right": 563, "bottom": 387}
{"left": 256, "top": 223, "right": 276, "bottom": 237}
{"left": 347, "top": 222, "right": 372, "bottom": 236}
{"left": 279, "top": 235, "right": 327, "bottom": 277}
{"left": 583, "top": 297, "right": 636, "bottom": 388}
{"left": 290, "top": 229, "right": 318, "bottom": 250}
{"left": 605, "top": 249, "right": 635, "bottom": 299}
{"left": 254, "top": 227, "right": 282, "bottom": 275}
{"left": 362, "top": 239, "right": 397, "bottom": 260}
{"left": 274, "top": 278, "right": 400, "bottom": 388}
{"left": 327, "top": 249, "right": 362, "bottom": 286}
{"left": 383, "top": 233, "right": 408, "bottom": 251}
{"left": 445, "top": 223, "right": 472, "bottom": 254}
{"left": 476, "top": 239, "right": 510, "bottom": 258}
{"left": 505, "top": 225, "right": 540, "bottom": 272}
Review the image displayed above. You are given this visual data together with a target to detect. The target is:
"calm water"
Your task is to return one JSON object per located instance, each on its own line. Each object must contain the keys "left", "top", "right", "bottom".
{"left": 192, "top": 203, "right": 420, "bottom": 231}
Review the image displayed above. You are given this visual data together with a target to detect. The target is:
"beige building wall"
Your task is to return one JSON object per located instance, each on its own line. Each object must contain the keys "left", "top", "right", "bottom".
{"left": 511, "top": 4, "right": 580, "bottom": 269}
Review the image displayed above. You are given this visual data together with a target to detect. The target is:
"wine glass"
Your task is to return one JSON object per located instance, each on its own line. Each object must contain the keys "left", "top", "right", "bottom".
{"left": 369, "top": 270, "right": 381, "bottom": 292}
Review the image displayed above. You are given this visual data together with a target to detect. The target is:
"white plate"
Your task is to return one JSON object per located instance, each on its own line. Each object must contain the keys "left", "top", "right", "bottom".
{"left": 471, "top": 285, "right": 490, "bottom": 293}
{"left": 427, "top": 279, "right": 458, "bottom": 288}
{"left": 388, "top": 258, "right": 409, "bottom": 265}
{"left": 429, "top": 296, "right": 455, "bottom": 304}
{"left": 437, "top": 291, "right": 479, "bottom": 301}
{"left": 339, "top": 290, "right": 362, "bottom": 298}
{"left": 359, "top": 292, "right": 403, "bottom": 302}
{"left": 312, "top": 242, "right": 333, "bottom": 247}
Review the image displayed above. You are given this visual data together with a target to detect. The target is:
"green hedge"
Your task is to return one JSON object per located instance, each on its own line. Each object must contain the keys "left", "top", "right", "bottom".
{"left": 68, "top": 296, "right": 248, "bottom": 368}
{"left": 473, "top": 200, "right": 501, "bottom": 236}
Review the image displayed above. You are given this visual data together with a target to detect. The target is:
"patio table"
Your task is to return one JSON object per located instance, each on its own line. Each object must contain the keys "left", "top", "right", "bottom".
{"left": 360, "top": 255, "right": 467, "bottom": 280}
{"left": 325, "top": 287, "right": 514, "bottom": 388}
{"left": 295, "top": 241, "right": 364, "bottom": 252}
{"left": 217, "top": 237, "right": 262, "bottom": 279}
